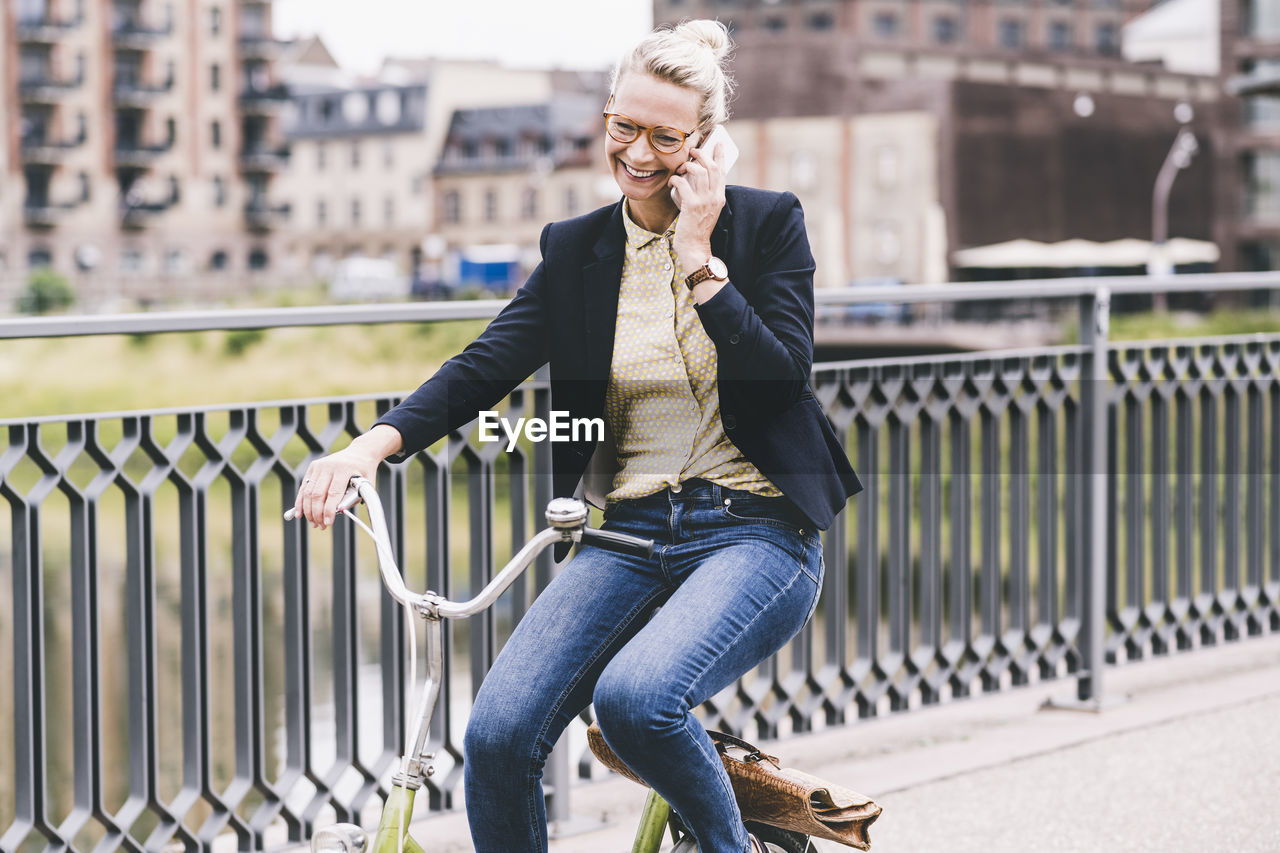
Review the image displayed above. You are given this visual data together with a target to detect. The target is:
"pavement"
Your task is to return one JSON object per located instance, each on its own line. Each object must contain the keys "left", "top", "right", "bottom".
{"left": 376, "top": 632, "right": 1280, "bottom": 852}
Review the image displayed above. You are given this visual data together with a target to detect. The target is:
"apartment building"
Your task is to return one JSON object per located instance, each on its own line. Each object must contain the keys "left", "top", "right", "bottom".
{"left": 276, "top": 59, "right": 560, "bottom": 281}
{"left": 431, "top": 93, "right": 612, "bottom": 290}
{"left": 649, "top": 0, "right": 1219, "bottom": 284}
{"left": 1219, "top": 0, "right": 1280, "bottom": 271}
{"left": 1, "top": 0, "right": 288, "bottom": 308}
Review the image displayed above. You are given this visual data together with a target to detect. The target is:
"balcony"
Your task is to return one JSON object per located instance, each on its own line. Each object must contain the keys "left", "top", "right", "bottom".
{"left": 114, "top": 139, "right": 173, "bottom": 168}
{"left": 243, "top": 200, "right": 291, "bottom": 231}
{"left": 111, "top": 17, "right": 173, "bottom": 50}
{"left": 239, "top": 84, "right": 290, "bottom": 114}
{"left": 238, "top": 33, "right": 289, "bottom": 60}
{"left": 239, "top": 144, "right": 290, "bottom": 172}
{"left": 16, "top": 12, "right": 84, "bottom": 43}
{"left": 112, "top": 75, "right": 175, "bottom": 107}
{"left": 119, "top": 192, "right": 177, "bottom": 229}
{"left": 23, "top": 201, "right": 79, "bottom": 228}
{"left": 19, "top": 71, "right": 84, "bottom": 103}
{"left": 20, "top": 133, "right": 88, "bottom": 166}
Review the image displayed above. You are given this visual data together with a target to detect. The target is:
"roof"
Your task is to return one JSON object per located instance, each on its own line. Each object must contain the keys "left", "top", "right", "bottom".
{"left": 435, "top": 94, "right": 602, "bottom": 173}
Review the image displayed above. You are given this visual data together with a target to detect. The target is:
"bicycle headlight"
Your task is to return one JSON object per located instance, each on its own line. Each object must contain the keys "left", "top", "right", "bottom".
{"left": 310, "top": 823, "right": 367, "bottom": 853}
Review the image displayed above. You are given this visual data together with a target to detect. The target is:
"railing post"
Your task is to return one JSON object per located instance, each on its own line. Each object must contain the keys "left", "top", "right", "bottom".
{"left": 1055, "top": 288, "right": 1113, "bottom": 709}
{"left": 537, "top": 364, "right": 605, "bottom": 838}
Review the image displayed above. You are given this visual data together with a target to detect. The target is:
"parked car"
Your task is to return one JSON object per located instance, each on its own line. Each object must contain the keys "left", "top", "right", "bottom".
{"left": 328, "top": 257, "right": 410, "bottom": 302}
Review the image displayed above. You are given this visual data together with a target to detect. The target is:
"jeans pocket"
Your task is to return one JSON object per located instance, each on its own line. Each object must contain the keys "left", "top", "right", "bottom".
{"left": 720, "top": 498, "right": 804, "bottom": 535}
{"left": 802, "top": 547, "right": 824, "bottom": 625}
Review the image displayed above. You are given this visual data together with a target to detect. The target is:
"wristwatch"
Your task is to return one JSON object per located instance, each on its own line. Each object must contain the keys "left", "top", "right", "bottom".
{"left": 684, "top": 257, "right": 729, "bottom": 291}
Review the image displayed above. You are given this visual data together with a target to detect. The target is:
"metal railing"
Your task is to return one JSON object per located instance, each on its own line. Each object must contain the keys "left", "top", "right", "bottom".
{"left": 1, "top": 272, "right": 1278, "bottom": 852}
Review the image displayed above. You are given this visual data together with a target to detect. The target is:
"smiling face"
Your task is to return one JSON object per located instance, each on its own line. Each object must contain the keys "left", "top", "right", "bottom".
{"left": 605, "top": 72, "right": 703, "bottom": 232}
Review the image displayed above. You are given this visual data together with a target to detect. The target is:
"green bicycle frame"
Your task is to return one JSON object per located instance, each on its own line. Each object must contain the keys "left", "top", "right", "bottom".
{"left": 369, "top": 784, "right": 425, "bottom": 853}
{"left": 631, "top": 789, "right": 673, "bottom": 853}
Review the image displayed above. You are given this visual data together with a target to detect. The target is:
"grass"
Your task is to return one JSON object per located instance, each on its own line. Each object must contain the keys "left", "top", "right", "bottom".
{"left": 0, "top": 319, "right": 490, "bottom": 419}
{"left": 1104, "top": 308, "right": 1280, "bottom": 344}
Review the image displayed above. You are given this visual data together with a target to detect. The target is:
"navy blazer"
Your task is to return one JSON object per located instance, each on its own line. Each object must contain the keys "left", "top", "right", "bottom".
{"left": 376, "top": 185, "right": 862, "bottom": 530}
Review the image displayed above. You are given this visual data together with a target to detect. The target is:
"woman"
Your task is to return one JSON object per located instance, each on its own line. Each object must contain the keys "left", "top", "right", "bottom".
{"left": 293, "top": 20, "right": 860, "bottom": 853}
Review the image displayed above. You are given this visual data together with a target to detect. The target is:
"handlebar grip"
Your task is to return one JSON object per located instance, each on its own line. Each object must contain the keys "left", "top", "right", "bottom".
{"left": 283, "top": 481, "right": 365, "bottom": 522}
{"left": 580, "top": 527, "right": 655, "bottom": 559}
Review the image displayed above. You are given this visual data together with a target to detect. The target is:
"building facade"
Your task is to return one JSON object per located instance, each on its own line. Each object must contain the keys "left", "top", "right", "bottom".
{"left": 431, "top": 94, "right": 612, "bottom": 291}
{"left": 651, "top": 0, "right": 1220, "bottom": 284}
{"left": 1, "top": 0, "right": 289, "bottom": 308}
{"left": 1219, "top": 0, "right": 1280, "bottom": 272}
{"left": 275, "top": 59, "right": 560, "bottom": 283}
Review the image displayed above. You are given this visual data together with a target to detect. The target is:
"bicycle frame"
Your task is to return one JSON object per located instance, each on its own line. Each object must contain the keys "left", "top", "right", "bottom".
{"left": 302, "top": 478, "right": 660, "bottom": 853}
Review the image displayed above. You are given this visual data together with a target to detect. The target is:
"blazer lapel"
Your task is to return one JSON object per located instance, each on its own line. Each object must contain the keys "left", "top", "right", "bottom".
{"left": 582, "top": 201, "right": 626, "bottom": 390}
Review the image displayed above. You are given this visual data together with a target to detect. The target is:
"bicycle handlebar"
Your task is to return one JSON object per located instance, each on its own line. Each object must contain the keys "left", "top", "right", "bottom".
{"left": 581, "top": 527, "right": 655, "bottom": 559}
{"left": 284, "top": 477, "right": 655, "bottom": 619}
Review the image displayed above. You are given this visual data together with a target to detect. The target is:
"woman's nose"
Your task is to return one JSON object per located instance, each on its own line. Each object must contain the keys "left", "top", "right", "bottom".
{"left": 626, "top": 137, "right": 659, "bottom": 164}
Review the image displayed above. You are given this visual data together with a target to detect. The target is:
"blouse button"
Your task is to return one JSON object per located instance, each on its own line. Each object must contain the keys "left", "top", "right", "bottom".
{"left": 723, "top": 414, "right": 737, "bottom": 430}
{"left": 729, "top": 334, "right": 741, "bottom": 345}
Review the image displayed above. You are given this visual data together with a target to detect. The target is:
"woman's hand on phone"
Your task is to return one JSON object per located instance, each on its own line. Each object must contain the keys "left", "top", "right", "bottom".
{"left": 293, "top": 424, "right": 402, "bottom": 529}
{"left": 670, "top": 139, "right": 729, "bottom": 274}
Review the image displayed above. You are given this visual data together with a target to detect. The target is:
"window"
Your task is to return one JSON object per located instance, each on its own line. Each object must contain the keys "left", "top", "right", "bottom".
{"left": 763, "top": 16, "right": 786, "bottom": 33}
{"left": 210, "top": 249, "right": 229, "bottom": 270}
{"left": 999, "top": 18, "right": 1024, "bottom": 48}
{"left": 808, "top": 12, "right": 834, "bottom": 31}
{"left": 210, "top": 6, "right": 221, "bottom": 35}
{"left": 213, "top": 175, "right": 225, "bottom": 206}
{"left": 1095, "top": 22, "right": 1118, "bottom": 55}
{"left": 210, "top": 63, "right": 220, "bottom": 92}
{"left": 1246, "top": 94, "right": 1280, "bottom": 130}
{"left": 484, "top": 189, "right": 498, "bottom": 222}
{"left": 443, "top": 190, "right": 461, "bottom": 223}
{"left": 873, "top": 12, "right": 899, "bottom": 38}
{"left": 316, "top": 142, "right": 326, "bottom": 171}
{"left": 521, "top": 187, "right": 537, "bottom": 220}
{"left": 248, "top": 248, "right": 269, "bottom": 270}
{"left": 120, "top": 248, "right": 144, "bottom": 272}
{"left": 1048, "top": 20, "right": 1072, "bottom": 51}
{"left": 316, "top": 199, "right": 327, "bottom": 226}
{"left": 351, "top": 198, "right": 361, "bottom": 225}
{"left": 351, "top": 141, "right": 360, "bottom": 168}
{"left": 1244, "top": 151, "right": 1280, "bottom": 223}
{"left": 933, "top": 15, "right": 958, "bottom": 44}
{"left": 28, "top": 247, "right": 53, "bottom": 269}
{"left": 164, "top": 249, "right": 186, "bottom": 274}
{"left": 1245, "top": 0, "right": 1280, "bottom": 38}
{"left": 211, "top": 119, "right": 221, "bottom": 149}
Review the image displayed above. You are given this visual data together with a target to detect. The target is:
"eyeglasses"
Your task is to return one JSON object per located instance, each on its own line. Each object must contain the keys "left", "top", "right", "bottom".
{"left": 602, "top": 96, "right": 704, "bottom": 154}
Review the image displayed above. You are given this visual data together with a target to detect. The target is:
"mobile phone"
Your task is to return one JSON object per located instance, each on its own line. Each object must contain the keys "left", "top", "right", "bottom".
{"left": 671, "top": 125, "right": 740, "bottom": 209}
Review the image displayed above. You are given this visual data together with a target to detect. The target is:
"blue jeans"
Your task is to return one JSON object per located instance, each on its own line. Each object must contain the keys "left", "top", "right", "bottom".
{"left": 463, "top": 480, "right": 824, "bottom": 853}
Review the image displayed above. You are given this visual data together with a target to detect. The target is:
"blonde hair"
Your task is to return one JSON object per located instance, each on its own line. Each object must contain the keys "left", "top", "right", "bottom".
{"left": 611, "top": 19, "right": 735, "bottom": 128}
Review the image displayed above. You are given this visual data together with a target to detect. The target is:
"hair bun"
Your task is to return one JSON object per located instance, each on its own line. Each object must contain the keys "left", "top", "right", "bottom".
{"left": 675, "top": 19, "right": 731, "bottom": 60}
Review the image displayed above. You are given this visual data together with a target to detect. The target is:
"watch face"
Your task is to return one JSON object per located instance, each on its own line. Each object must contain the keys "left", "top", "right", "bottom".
{"left": 708, "top": 257, "right": 728, "bottom": 279}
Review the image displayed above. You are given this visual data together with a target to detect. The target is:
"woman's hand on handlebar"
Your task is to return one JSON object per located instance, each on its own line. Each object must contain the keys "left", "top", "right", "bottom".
{"left": 294, "top": 424, "right": 403, "bottom": 529}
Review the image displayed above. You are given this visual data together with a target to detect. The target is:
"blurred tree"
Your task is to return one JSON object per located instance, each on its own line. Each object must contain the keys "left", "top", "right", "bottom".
{"left": 18, "top": 268, "right": 76, "bottom": 315}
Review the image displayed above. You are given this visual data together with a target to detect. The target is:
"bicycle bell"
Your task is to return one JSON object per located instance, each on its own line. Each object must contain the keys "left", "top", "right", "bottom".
{"left": 544, "top": 497, "right": 588, "bottom": 529}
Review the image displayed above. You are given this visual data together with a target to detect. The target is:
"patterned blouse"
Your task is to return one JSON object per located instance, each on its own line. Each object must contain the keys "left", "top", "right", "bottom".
{"left": 603, "top": 202, "right": 781, "bottom": 501}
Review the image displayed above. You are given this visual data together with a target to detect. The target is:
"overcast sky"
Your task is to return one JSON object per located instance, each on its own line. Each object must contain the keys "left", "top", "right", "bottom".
{"left": 273, "top": 0, "right": 654, "bottom": 74}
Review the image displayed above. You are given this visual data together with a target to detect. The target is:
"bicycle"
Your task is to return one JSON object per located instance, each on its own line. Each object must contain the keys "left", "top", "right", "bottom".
{"left": 292, "top": 477, "right": 817, "bottom": 853}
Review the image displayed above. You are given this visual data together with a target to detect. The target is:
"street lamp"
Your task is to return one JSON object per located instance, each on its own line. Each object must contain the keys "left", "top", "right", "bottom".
{"left": 1148, "top": 104, "right": 1199, "bottom": 295}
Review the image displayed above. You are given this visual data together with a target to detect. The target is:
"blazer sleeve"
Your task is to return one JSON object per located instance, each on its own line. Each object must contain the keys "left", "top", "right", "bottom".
{"left": 373, "top": 225, "right": 553, "bottom": 459}
{"left": 694, "top": 191, "right": 815, "bottom": 410}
